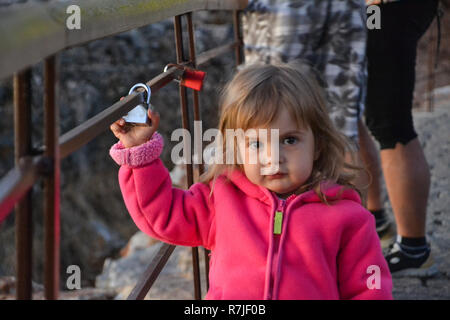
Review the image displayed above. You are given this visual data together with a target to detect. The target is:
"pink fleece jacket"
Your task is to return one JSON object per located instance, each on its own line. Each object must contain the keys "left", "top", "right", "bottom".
{"left": 110, "top": 132, "right": 393, "bottom": 300}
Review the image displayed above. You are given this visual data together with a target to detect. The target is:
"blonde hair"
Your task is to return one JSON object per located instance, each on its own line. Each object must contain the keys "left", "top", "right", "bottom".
{"left": 199, "top": 61, "right": 361, "bottom": 203}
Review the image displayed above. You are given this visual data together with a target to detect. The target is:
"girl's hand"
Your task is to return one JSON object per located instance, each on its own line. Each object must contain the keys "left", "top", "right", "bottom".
{"left": 110, "top": 106, "right": 160, "bottom": 148}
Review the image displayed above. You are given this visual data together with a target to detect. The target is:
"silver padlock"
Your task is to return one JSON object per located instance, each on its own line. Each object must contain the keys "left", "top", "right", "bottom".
{"left": 123, "top": 83, "right": 153, "bottom": 125}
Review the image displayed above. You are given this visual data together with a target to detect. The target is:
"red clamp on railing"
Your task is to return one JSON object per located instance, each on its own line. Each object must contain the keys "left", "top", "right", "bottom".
{"left": 181, "top": 68, "right": 206, "bottom": 91}
{"left": 164, "top": 63, "right": 206, "bottom": 91}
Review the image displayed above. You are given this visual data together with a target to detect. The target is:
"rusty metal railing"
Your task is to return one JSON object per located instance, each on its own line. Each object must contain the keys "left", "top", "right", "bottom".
{"left": 0, "top": 0, "right": 247, "bottom": 300}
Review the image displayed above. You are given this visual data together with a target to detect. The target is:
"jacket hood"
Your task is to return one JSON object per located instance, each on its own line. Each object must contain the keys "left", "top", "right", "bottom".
{"left": 222, "top": 168, "right": 361, "bottom": 206}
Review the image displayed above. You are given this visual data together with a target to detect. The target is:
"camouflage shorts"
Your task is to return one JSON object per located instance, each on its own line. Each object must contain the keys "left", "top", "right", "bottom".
{"left": 242, "top": 0, "right": 367, "bottom": 143}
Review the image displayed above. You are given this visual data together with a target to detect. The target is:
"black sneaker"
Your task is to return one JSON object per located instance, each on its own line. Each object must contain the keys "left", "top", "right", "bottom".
{"left": 384, "top": 242, "right": 438, "bottom": 277}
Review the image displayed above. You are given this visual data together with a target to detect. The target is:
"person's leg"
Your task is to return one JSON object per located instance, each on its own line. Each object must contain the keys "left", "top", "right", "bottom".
{"left": 358, "top": 120, "right": 383, "bottom": 212}
{"left": 364, "top": 0, "right": 438, "bottom": 274}
{"left": 380, "top": 138, "right": 430, "bottom": 238}
{"left": 358, "top": 120, "right": 396, "bottom": 248}
{"left": 345, "top": 146, "right": 368, "bottom": 207}
{"left": 365, "top": 0, "right": 437, "bottom": 239}
{"left": 380, "top": 140, "right": 436, "bottom": 276}
{"left": 348, "top": 119, "right": 383, "bottom": 210}
{"left": 325, "top": 0, "right": 368, "bottom": 204}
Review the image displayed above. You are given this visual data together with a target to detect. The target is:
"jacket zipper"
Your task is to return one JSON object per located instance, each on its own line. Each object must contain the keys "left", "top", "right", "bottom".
{"left": 267, "top": 194, "right": 297, "bottom": 299}
{"left": 267, "top": 198, "right": 286, "bottom": 300}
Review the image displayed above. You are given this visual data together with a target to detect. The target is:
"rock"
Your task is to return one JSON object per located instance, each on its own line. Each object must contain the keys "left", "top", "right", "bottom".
{"left": 0, "top": 276, "right": 44, "bottom": 299}
{"left": 119, "top": 231, "right": 159, "bottom": 257}
{"left": 95, "top": 240, "right": 206, "bottom": 300}
{"left": 55, "top": 287, "right": 117, "bottom": 300}
{"left": 170, "top": 164, "right": 188, "bottom": 189}
{"left": 0, "top": 276, "right": 116, "bottom": 300}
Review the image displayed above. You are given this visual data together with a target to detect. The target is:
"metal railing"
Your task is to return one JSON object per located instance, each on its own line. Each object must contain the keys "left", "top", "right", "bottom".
{"left": 0, "top": 0, "right": 247, "bottom": 300}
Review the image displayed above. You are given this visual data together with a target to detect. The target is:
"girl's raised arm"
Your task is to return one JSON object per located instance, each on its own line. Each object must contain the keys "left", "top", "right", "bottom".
{"left": 117, "top": 154, "right": 215, "bottom": 249}
{"left": 110, "top": 107, "right": 215, "bottom": 249}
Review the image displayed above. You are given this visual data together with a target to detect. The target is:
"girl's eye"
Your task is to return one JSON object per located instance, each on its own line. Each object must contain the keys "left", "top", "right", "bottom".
{"left": 283, "top": 136, "right": 298, "bottom": 145}
{"left": 249, "top": 141, "right": 262, "bottom": 150}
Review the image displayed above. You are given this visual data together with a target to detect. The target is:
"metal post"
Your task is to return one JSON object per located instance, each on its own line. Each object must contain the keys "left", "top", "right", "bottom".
{"left": 43, "top": 55, "right": 60, "bottom": 299}
{"left": 13, "top": 69, "right": 33, "bottom": 300}
{"left": 233, "top": 10, "right": 243, "bottom": 66}
{"left": 174, "top": 14, "right": 202, "bottom": 300}
{"left": 186, "top": 11, "right": 210, "bottom": 292}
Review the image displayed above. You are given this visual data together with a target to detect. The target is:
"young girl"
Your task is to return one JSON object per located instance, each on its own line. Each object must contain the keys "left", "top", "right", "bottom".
{"left": 109, "top": 62, "right": 392, "bottom": 300}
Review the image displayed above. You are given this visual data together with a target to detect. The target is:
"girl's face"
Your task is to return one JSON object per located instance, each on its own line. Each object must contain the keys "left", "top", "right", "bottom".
{"left": 238, "top": 108, "right": 316, "bottom": 199}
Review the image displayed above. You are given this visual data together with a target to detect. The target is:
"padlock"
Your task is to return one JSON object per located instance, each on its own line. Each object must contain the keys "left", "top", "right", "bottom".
{"left": 163, "top": 64, "right": 206, "bottom": 91}
{"left": 123, "top": 83, "right": 153, "bottom": 125}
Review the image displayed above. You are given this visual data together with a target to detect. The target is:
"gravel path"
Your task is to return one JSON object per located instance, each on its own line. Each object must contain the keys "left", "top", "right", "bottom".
{"left": 388, "top": 96, "right": 450, "bottom": 299}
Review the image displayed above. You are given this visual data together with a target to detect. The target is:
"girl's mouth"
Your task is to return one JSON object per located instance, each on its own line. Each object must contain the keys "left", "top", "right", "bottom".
{"left": 266, "top": 173, "right": 286, "bottom": 179}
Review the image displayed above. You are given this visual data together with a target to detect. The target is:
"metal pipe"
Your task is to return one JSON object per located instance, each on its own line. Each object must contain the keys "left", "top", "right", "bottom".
{"left": 186, "top": 12, "right": 203, "bottom": 175}
{"left": 186, "top": 11, "right": 210, "bottom": 292}
{"left": 127, "top": 243, "right": 176, "bottom": 300}
{"left": 0, "top": 156, "right": 43, "bottom": 224}
{"left": 43, "top": 55, "right": 60, "bottom": 300}
{"left": 233, "top": 10, "right": 243, "bottom": 66}
{"left": 13, "top": 68, "right": 33, "bottom": 300}
{"left": 37, "top": 44, "right": 235, "bottom": 160}
{"left": 174, "top": 14, "right": 202, "bottom": 300}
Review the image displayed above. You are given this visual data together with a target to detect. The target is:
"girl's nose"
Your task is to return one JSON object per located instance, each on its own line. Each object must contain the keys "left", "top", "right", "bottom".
{"left": 260, "top": 148, "right": 285, "bottom": 176}
{"left": 260, "top": 143, "right": 285, "bottom": 167}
